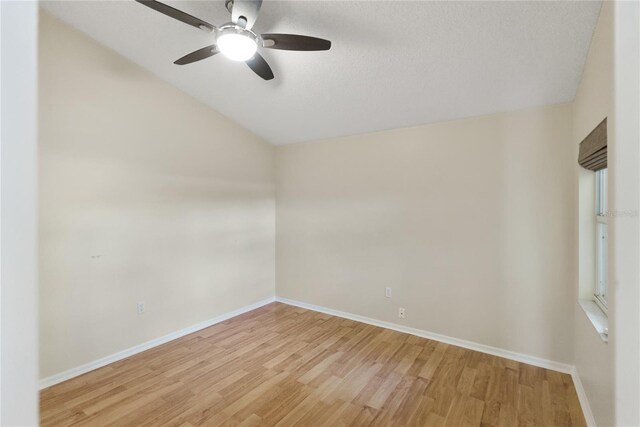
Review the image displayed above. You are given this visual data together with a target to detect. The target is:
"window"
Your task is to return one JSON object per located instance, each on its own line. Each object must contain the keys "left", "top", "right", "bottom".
{"left": 595, "top": 169, "right": 608, "bottom": 311}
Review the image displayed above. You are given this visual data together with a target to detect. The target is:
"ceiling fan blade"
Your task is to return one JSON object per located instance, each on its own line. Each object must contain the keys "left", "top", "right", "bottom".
{"left": 174, "top": 45, "right": 219, "bottom": 65}
{"left": 261, "top": 34, "right": 331, "bottom": 51}
{"left": 246, "top": 52, "right": 274, "bottom": 80}
{"left": 135, "top": 0, "right": 215, "bottom": 32}
{"left": 231, "top": 0, "right": 262, "bottom": 30}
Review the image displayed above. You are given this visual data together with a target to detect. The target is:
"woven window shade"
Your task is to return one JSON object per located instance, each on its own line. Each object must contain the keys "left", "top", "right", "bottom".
{"left": 578, "top": 118, "right": 607, "bottom": 171}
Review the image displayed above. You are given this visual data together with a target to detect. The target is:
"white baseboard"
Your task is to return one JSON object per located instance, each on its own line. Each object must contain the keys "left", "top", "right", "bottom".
{"left": 39, "top": 297, "right": 276, "bottom": 390}
{"left": 275, "top": 296, "right": 574, "bottom": 374}
{"left": 571, "top": 367, "right": 597, "bottom": 427}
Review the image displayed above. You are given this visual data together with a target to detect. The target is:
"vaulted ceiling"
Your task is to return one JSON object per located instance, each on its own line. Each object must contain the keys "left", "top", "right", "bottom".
{"left": 41, "top": 0, "right": 602, "bottom": 145}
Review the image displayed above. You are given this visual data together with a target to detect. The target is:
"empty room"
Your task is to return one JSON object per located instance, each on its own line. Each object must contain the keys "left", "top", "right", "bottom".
{"left": 1, "top": 0, "right": 639, "bottom": 426}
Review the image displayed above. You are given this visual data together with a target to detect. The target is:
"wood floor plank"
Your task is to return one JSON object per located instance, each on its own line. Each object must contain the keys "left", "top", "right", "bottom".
{"left": 41, "top": 302, "right": 586, "bottom": 427}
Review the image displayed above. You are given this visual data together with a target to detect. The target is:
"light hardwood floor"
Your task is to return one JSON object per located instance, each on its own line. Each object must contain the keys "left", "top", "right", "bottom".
{"left": 41, "top": 302, "right": 586, "bottom": 426}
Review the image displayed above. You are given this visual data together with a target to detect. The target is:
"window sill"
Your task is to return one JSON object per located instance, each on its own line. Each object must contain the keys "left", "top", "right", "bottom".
{"left": 579, "top": 299, "right": 608, "bottom": 342}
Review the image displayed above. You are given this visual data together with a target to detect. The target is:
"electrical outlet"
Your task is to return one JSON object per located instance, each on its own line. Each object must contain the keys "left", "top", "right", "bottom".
{"left": 137, "top": 302, "right": 146, "bottom": 315}
{"left": 385, "top": 287, "right": 392, "bottom": 298}
{"left": 398, "top": 307, "right": 405, "bottom": 319}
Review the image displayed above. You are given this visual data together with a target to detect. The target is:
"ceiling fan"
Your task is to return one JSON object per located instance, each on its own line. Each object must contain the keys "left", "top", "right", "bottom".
{"left": 135, "top": 0, "right": 332, "bottom": 80}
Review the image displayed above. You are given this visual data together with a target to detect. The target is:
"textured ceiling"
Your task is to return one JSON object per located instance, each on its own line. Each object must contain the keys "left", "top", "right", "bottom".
{"left": 41, "top": 0, "right": 601, "bottom": 145}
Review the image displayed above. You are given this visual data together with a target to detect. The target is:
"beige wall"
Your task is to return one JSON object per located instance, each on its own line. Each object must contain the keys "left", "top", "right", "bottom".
{"left": 276, "top": 103, "right": 575, "bottom": 364}
{"left": 38, "top": 12, "right": 275, "bottom": 378}
{"left": 572, "top": 2, "right": 614, "bottom": 426}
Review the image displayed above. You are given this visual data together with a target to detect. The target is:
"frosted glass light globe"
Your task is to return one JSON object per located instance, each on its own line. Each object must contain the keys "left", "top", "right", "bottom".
{"left": 217, "top": 32, "right": 258, "bottom": 62}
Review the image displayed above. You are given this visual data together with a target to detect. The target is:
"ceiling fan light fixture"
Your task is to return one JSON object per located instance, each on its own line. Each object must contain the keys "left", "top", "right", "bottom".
{"left": 217, "top": 26, "right": 258, "bottom": 61}
{"left": 136, "top": 0, "right": 333, "bottom": 80}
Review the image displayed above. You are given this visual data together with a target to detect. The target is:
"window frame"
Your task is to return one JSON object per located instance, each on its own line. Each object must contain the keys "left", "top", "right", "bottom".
{"left": 594, "top": 169, "right": 608, "bottom": 312}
